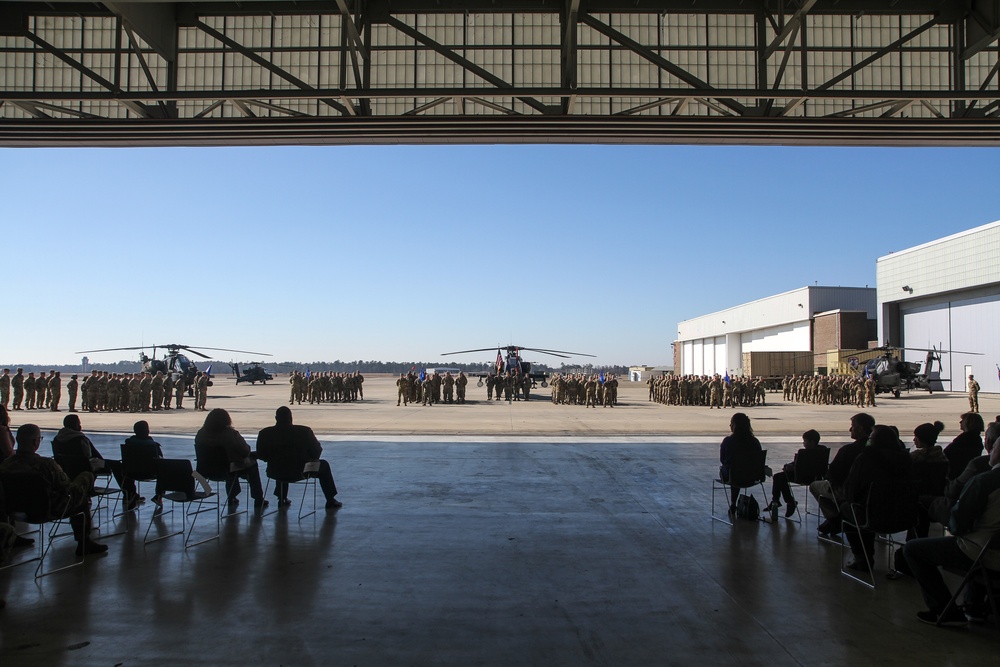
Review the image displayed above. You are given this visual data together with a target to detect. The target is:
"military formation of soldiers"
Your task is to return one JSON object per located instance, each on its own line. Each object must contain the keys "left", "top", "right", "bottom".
{"left": 483, "top": 372, "right": 533, "bottom": 403}
{"left": 780, "top": 374, "right": 878, "bottom": 407}
{"left": 288, "top": 371, "right": 365, "bottom": 405}
{"left": 0, "top": 367, "right": 209, "bottom": 413}
{"left": 395, "top": 371, "right": 468, "bottom": 406}
{"left": 648, "top": 374, "right": 767, "bottom": 408}
{"left": 548, "top": 373, "right": 619, "bottom": 407}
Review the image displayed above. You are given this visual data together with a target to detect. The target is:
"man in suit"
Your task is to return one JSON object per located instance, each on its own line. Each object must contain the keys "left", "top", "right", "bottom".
{"left": 255, "top": 407, "right": 342, "bottom": 509}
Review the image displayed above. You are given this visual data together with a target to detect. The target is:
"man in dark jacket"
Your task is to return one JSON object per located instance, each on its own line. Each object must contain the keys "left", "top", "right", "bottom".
{"left": 255, "top": 407, "right": 342, "bottom": 509}
{"left": 810, "top": 413, "right": 875, "bottom": 537}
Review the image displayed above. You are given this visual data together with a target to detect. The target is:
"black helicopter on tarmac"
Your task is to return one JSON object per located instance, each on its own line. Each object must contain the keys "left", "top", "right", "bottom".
{"left": 229, "top": 361, "right": 274, "bottom": 385}
{"left": 77, "top": 344, "right": 271, "bottom": 393}
{"left": 845, "top": 343, "right": 981, "bottom": 397}
{"left": 441, "top": 344, "right": 596, "bottom": 387}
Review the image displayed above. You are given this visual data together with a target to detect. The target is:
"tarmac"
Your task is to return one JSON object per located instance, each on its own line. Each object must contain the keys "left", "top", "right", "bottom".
{"left": 1, "top": 377, "right": 997, "bottom": 665}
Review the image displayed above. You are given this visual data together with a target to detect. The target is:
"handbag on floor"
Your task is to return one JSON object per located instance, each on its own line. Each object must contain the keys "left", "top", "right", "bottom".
{"left": 735, "top": 493, "right": 760, "bottom": 521}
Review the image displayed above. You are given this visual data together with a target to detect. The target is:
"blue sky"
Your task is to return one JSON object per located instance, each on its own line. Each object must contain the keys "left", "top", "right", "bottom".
{"left": 1, "top": 144, "right": 998, "bottom": 367}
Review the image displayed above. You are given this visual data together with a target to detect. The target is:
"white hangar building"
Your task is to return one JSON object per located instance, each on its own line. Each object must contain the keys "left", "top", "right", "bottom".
{"left": 675, "top": 286, "right": 877, "bottom": 377}
{"left": 878, "top": 220, "right": 1000, "bottom": 394}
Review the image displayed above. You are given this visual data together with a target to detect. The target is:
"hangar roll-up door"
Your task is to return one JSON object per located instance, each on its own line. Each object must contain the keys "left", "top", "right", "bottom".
{"left": 902, "top": 293, "right": 1000, "bottom": 393}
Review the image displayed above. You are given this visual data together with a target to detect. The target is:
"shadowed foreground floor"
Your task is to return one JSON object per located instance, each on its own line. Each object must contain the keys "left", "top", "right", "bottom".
{"left": 1, "top": 435, "right": 996, "bottom": 666}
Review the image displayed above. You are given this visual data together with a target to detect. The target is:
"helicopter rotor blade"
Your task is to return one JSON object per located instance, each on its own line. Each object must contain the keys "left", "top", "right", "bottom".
{"left": 522, "top": 347, "right": 597, "bottom": 358}
{"left": 75, "top": 346, "right": 149, "bottom": 354}
{"left": 441, "top": 348, "right": 505, "bottom": 356}
{"left": 175, "top": 346, "right": 273, "bottom": 358}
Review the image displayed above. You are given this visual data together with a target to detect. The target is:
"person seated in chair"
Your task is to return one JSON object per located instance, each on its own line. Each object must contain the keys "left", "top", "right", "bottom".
{"left": 839, "top": 424, "right": 913, "bottom": 571}
{"left": 719, "top": 412, "right": 762, "bottom": 514}
{"left": 903, "top": 441, "right": 1000, "bottom": 626}
{"left": 769, "top": 429, "right": 828, "bottom": 518}
{"left": 810, "top": 413, "right": 875, "bottom": 539}
{"left": 0, "top": 423, "right": 107, "bottom": 556}
{"left": 52, "top": 414, "right": 140, "bottom": 510}
{"left": 255, "top": 406, "right": 342, "bottom": 509}
{"left": 911, "top": 421, "right": 947, "bottom": 464}
{"left": 943, "top": 412, "right": 985, "bottom": 481}
{"left": 124, "top": 420, "right": 164, "bottom": 506}
{"left": 924, "top": 418, "right": 998, "bottom": 528}
{"left": 194, "top": 408, "right": 267, "bottom": 513}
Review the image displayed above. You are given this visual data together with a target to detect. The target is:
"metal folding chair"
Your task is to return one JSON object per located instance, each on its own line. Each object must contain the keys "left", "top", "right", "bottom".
{"left": 840, "top": 479, "right": 920, "bottom": 588}
{"left": 712, "top": 449, "right": 768, "bottom": 526}
{"left": 262, "top": 461, "right": 320, "bottom": 520}
{"left": 143, "top": 458, "right": 218, "bottom": 548}
{"left": 0, "top": 472, "right": 86, "bottom": 578}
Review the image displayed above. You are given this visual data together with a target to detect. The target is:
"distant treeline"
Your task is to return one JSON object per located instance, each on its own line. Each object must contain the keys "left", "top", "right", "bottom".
{"left": 2, "top": 360, "right": 631, "bottom": 376}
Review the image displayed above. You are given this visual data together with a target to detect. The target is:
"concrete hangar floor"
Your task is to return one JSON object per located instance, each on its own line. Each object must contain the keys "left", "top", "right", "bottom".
{"left": 1, "top": 378, "right": 996, "bottom": 665}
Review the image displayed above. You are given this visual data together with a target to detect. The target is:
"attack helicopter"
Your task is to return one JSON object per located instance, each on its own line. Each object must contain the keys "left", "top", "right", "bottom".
{"left": 229, "top": 361, "right": 274, "bottom": 385}
{"left": 76, "top": 344, "right": 271, "bottom": 393}
{"left": 844, "top": 344, "right": 981, "bottom": 397}
{"left": 441, "top": 345, "right": 596, "bottom": 387}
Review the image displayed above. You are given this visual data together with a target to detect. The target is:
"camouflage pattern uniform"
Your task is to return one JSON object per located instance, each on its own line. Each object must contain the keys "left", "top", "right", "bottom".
{"left": 67, "top": 375, "right": 79, "bottom": 412}
{"left": 48, "top": 371, "right": 61, "bottom": 411}
{"left": 10, "top": 369, "right": 24, "bottom": 410}
{"left": 162, "top": 374, "right": 174, "bottom": 410}
{"left": 151, "top": 372, "right": 164, "bottom": 411}
{"left": 174, "top": 376, "right": 186, "bottom": 409}
{"left": 456, "top": 372, "right": 468, "bottom": 404}
{"left": 968, "top": 375, "right": 981, "bottom": 413}
{"left": 0, "top": 369, "right": 9, "bottom": 409}
{"left": 23, "top": 373, "right": 36, "bottom": 410}
{"left": 396, "top": 374, "right": 409, "bottom": 406}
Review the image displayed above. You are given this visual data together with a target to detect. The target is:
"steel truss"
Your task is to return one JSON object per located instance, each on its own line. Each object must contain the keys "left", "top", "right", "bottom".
{"left": 0, "top": 1, "right": 998, "bottom": 146}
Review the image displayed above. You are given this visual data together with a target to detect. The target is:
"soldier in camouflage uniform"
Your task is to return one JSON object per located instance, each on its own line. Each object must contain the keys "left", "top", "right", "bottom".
{"left": 106, "top": 373, "right": 120, "bottom": 413}
{"left": 0, "top": 423, "right": 106, "bottom": 555}
{"left": 151, "top": 371, "right": 164, "bottom": 411}
{"left": 10, "top": 368, "right": 24, "bottom": 411}
{"left": 195, "top": 372, "right": 209, "bottom": 410}
{"left": 456, "top": 371, "right": 468, "bottom": 404}
{"left": 162, "top": 373, "right": 174, "bottom": 410}
{"left": 0, "top": 368, "right": 9, "bottom": 409}
{"left": 174, "top": 374, "right": 186, "bottom": 409}
{"left": 35, "top": 371, "right": 47, "bottom": 410}
{"left": 139, "top": 372, "right": 152, "bottom": 412}
{"left": 24, "top": 372, "right": 36, "bottom": 410}
{"left": 396, "top": 373, "right": 409, "bottom": 406}
{"left": 421, "top": 376, "right": 434, "bottom": 406}
{"left": 968, "top": 375, "right": 981, "bottom": 413}
{"left": 442, "top": 372, "right": 455, "bottom": 403}
{"left": 48, "top": 371, "right": 61, "bottom": 411}
{"left": 67, "top": 374, "right": 79, "bottom": 412}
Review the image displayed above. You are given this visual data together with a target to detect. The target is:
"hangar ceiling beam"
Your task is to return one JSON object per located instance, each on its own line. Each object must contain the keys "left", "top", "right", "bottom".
{"left": 579, "top": 13, "right": 747, "bottom": 116}
{"left": 813, "top": 16, "right": 941, "bottom": 92}
{"left": 193, "top": 19, "right": 351, "bottom": 116}
{"left": 561, "top": 0, "right": 580, "bottom": 115}
{"left": 763, "top": 0, "right": 818, "bottom": 59}
{"left": 103, "top": 2, "right": 177, "bottom": 64}
{"left": 384, "top": 15, "right": 551, "bottom": 115}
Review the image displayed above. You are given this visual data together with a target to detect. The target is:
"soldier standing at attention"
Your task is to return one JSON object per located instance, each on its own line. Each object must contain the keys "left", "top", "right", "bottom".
{"left": 151, "top": 371, "right": 164, "bottom": 411}
{"left": 174, "top": 374, "right": 186, "bottom": 409}
{"left": 0, "top": 369, "right": 10, "bottom": 409}
{"left": 968, "top": 375, "right": 981, "bottom": 413}
{"left": 396, "top": 373, "right": 409, "bottom": 406}
{"left": 24, "top": 372, "right": 36, "bottom": 410}
{"left": 443, "top": 372, "right": 455, "bottom": 403}
{"left": 10, "top": 369, "right": 24, "bottom": 410}
{"left": 162, "top": 373, "right": 174, "bottom": 410}
{"left": 67, "top": 374, "right": 79, "bottom": 412}
{"left": 196, "top": 371, "right": 210, "bottom": 410}
{"left": 421, "top": 376, "right": 434, "bottom": 406}
{"left": 138, "top": 372, "right": 152, "bottom": 412}
{"left": 456, "top": 371, "right": 468, "bottom": 404}
{"left": 36, "top": 371, "right": 48, "bottom": 410}
{"left": 48, "top": 371, "right": 61, "bottom": 411}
